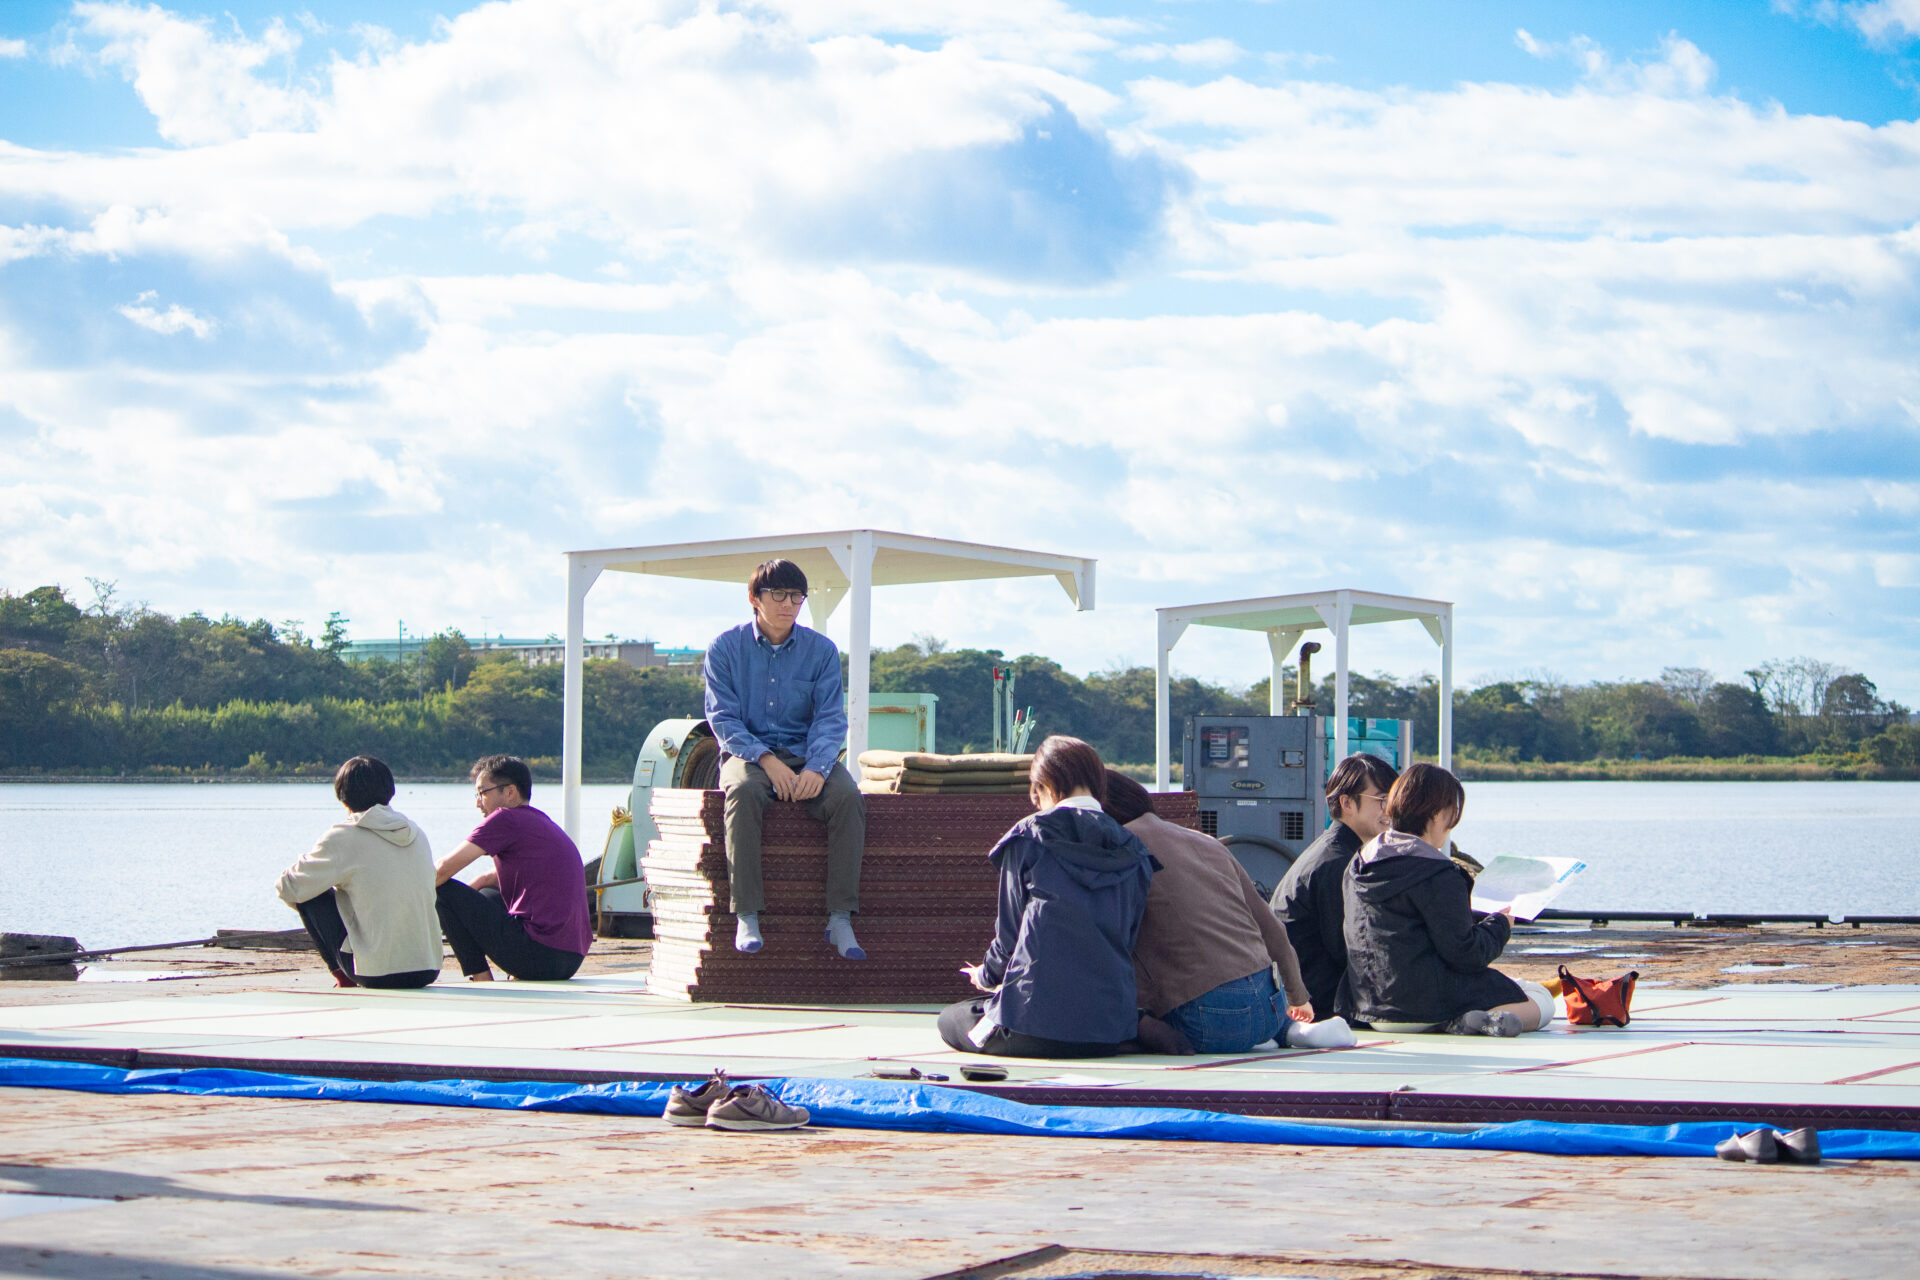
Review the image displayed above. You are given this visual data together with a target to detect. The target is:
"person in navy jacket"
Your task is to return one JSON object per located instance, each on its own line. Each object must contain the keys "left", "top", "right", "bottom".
{"left": 939, "top": 736, "right": 1157, "bottom": 1058}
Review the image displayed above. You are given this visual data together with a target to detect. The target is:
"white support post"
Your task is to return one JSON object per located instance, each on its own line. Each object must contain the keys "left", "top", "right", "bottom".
{"left": 562, "top": 554, "right": 602, "bottom": 848}
{"left": 1438, "top": 604, "right": 1454, "bottom": 769}
{"left": 1333, "top": 590, "right": 1353, "bottom": 764}
{"left": 1265, "top": 628, "right": 1302, "bottom": 716}
{"left": 845, "top": 530, "right": 876, "bottom": 765}
{"left": 1154, "top": 613, "right": 1189, "bottom": 792}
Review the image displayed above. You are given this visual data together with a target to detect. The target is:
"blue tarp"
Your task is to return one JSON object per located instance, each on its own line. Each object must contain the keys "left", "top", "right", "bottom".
{"left": 5, "top": 1056, "right": 1919, "bottom": 1159}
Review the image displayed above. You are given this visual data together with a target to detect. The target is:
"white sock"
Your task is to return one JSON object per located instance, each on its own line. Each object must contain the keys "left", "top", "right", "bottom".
{"left": 734, "top": 913, "right": 762, "bottom": 953}
{"left": 1286, "top": 1017, "right": 1357, "bottom": 1049}
{"left": 826, "top": 911, "right": 865, "bottom": 959}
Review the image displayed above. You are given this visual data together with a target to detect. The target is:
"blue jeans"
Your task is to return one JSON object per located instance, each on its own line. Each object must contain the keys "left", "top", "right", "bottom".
{"left": 1161, "top": 969, "right": 1287, "bottom": 1054}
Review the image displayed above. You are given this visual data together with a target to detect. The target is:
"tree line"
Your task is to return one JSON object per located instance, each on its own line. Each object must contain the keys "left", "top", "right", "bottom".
{"left": 2, "top": 584, "right": 1915, "bottom": 777}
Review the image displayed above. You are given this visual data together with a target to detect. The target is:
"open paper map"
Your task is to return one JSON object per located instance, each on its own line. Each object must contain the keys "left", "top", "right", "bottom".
{"left": 1468, "top": 855, "right": 1587, "bottom": 921}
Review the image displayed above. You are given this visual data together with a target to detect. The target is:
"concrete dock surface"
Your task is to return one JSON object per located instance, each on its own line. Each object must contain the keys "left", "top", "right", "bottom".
{"left": 1, "top": 923, "right": 1917, "bottom": 1279}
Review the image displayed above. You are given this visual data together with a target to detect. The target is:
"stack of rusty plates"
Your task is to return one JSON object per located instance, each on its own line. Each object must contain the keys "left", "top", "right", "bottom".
{"left": 642, "top": 789, "right": 1200, "bottom": 1004}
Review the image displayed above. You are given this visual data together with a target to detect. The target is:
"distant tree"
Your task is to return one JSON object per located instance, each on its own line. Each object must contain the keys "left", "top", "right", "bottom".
{"left": 322, "top": 612, "right": 350, "bottom": 656}
{"left": 0, "top": 649, "right": 96, "bottom": 770}
{"left": 1821, "top": 673, "right": 1882, "bottom": 719}
{"left": 1659, "top": 666, "right": 1715, "bottom": 708}
{"left": 1698, "top": 683, "right": 1777, "bottom": 756}
{"left": 420, "top": 630, "right": 476, "bottom": 692}
{"left": 0, "top": 586, "right": 87, "bottom": 654}
{"left": 1747, "top": 657, "right": 1844, "bottom": 719}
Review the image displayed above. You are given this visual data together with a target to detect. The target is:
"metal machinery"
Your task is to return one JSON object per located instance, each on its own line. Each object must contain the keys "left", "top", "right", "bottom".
{"left": 593, "top": 695, "right": 939, "bottom": 938}
{"left": 1182, "top": 645, "right": 1414, "bottom": 900}
{"left": 594, "top": 718, "right": 720, "bottom": 937}
{"left": 1183, "top": 714, "right": 1413, "bottom": 899}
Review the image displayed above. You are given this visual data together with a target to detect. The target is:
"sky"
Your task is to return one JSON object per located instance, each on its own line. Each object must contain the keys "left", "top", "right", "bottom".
{"left": 2, "top": 0, "right": 1918, "bottom": 704}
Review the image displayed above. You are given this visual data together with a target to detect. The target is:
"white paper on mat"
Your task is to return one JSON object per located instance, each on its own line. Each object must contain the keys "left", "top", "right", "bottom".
{"left": 1469, "top": 856, "right": 1587, "bottom": 921}
{"left": 1025, "top": 1074, "right": 1136, "bottom": 1087}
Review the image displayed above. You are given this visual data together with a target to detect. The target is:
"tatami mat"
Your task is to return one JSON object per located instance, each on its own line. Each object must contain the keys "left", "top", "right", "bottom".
{"left": 7, "top": 983, "right": 1920, "bottom": 1124}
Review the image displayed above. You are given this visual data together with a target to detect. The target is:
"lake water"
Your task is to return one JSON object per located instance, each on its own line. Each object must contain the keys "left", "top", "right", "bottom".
{"left": 1, "top": 780, "right": 1917, "bottom": 948}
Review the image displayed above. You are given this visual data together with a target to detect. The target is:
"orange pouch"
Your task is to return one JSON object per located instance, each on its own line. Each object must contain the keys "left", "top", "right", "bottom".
{"left": 1558, "top": 965, "right": 1638, "bottom": 1027}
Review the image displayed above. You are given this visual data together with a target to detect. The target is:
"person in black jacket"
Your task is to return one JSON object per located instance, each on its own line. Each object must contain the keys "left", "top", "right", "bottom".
{"left": 1340, "top": 763, "right": 1545, "bottom": 1037}
{"left": 938, "top": 736, "right": 1157, "bottom": 1058}
{"left": 1271, "top": 754, "right": 1398, "bottom": 1021}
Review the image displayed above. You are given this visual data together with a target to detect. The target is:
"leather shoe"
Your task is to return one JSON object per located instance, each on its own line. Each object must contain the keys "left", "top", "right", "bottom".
{"left": 1774, "top": 1128, "right": 1822, "bottom": 1164}
{"left": 1714, "top": 1128, "right": 1778, "bottom": 1163}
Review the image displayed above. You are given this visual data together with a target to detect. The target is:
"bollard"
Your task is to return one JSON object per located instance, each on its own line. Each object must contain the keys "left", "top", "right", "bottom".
{"left": 0, "top": 933, "right": 82, "bottom": 981}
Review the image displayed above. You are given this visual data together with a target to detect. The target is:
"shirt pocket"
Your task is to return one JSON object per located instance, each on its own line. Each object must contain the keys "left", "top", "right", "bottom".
{"left": 779, "top": 678, "right": 816, "bottom": 723}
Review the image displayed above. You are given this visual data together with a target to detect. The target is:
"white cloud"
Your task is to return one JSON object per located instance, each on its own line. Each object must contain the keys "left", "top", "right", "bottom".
{"left": 1510, "top": 28, "right": 1714, "bottom": 93}
{"left": 0, "top": 6, "right": 1917, "bottom": 701}
{"left": 116, "top": 291, "right": 216, "bottom": 338}
{"left": 1118, "top": 38, "right": 1244, "bottom": 67}
{"left": 68, "top": 2, "right": 315, "bottom": 146}
{"left": 1849, "top": 0, "right": 1920, "bottom": 41}
{"left": 0, "top": 38, "right": 29, "bottom": 59}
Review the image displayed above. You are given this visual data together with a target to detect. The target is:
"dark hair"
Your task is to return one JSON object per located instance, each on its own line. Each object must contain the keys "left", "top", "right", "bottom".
{"left": 1385, "top": 762, "right": 1465, "bottom": 837}
{"left": 471, "top": 753, "right": 533, "bottom": 800}
{"left": 1100, "top": 769, "right": 1155, "bottom": 825}
{"left": 1326, "top": 753, "right": 1399, "bottom": 816}
{"left": 748, "top": 558, "right": 808, "bottom": 597}
{"left": 1031, "top": 735, "right": 1106, "bottom": 805}
{"left": 334, "top": 755, "right": 395, "bottom": 813}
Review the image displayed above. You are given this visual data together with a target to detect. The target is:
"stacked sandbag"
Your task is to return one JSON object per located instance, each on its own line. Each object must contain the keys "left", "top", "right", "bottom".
{"left": 857, "top": 750, "right": 1033, "bottom": 795}
{"left": 642, "top": 787, "right": 1202, "bottom": 1004}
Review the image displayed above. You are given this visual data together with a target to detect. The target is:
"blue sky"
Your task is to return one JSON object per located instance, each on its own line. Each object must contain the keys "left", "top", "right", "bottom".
{"left": 2, "top": 1, "right": 1918, "bottom": 705}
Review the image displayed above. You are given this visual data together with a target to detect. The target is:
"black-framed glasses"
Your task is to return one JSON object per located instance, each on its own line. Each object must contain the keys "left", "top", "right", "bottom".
{"left": 475, "top": 782, "right": 509, "bottom": 798}
{"left": 759, "top": 589, "right": 807, "bottom": 605}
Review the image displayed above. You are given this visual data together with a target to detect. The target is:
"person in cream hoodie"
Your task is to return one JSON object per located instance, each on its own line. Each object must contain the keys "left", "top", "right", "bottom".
{"left": 277, "top": 755, "right": 442, "bottom": 988}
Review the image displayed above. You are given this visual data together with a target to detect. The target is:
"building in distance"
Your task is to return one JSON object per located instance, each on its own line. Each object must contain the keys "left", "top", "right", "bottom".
{"left": 342, "top": 636, "right": 702, "bottom": 670}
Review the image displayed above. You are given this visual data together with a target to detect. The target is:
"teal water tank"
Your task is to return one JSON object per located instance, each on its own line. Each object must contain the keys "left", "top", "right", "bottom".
{"left": 860, "top": 692, "right": 938, "bottom": 754}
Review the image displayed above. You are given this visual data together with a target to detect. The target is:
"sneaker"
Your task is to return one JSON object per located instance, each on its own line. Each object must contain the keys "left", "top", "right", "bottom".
{"left": 1444, "top": 1009, "right": 1523, "bottom": 1037}
{"left": 734, "top": 914, "right": 763, "bottom": 954}
{"left": 704, "top": 1084, "right": 810, "bottom": 1132}
{"left": 663, "top": 1070, "right": 731, "bottom": 1127}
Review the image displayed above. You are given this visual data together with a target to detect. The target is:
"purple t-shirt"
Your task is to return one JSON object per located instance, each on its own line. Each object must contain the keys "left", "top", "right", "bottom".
{"left": 468, "top": 804, "right": 593, "bottom": 956}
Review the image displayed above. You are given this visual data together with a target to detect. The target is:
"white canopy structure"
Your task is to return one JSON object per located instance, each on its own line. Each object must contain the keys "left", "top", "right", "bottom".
{"left": 560, "top": 530, "right": 1096, "bottom": 844}
{"left": 1153, "top": 589, "right": 1455, "bottom": 791}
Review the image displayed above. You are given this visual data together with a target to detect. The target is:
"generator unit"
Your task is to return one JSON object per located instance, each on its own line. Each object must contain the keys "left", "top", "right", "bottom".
{"left": 1183, "top": 713, "right": 1415, "bottom": 901}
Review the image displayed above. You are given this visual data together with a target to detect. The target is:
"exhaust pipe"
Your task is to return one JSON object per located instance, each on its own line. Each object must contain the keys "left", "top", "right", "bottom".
{"left": 1295, "top": 641, "right": 1321, "bottom": 715}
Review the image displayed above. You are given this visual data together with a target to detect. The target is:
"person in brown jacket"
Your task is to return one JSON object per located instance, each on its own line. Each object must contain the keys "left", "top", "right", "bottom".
{"left": 1105, "top": 771, "right": 1356, "bottom": 1054}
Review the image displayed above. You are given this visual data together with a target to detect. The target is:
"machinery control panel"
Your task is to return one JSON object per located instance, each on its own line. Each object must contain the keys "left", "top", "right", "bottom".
{"left": 1183, "top": 714, "right": 1325, "bottom": 900}
{"left": 1182, "top": 713, "right": 1414, "bottom": 900}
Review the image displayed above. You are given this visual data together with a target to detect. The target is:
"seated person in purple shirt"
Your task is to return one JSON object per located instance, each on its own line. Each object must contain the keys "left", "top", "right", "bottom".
{"left": 432, "top": 754, "right": 593, "bottom": 982}
{"left": 703, "top": 558, "right": 867, "bottom": 958}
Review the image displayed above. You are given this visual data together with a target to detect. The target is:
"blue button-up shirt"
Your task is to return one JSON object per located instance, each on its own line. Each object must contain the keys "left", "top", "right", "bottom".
{"left": 702, "top": 621, "right": 847, "bottom": 777}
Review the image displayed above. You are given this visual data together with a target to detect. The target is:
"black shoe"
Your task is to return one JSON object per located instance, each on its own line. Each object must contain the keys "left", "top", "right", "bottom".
{"left": 1714, "top": 1129, "right": 1779, "bottom": 1163}
{"left": 1774, "top": 1128, "right": 1822, "bottom": 1164}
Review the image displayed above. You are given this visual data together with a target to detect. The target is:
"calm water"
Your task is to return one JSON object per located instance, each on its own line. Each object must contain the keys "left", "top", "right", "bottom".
{"left": 1, "top": 780, "right": 1917, "bottom": 948}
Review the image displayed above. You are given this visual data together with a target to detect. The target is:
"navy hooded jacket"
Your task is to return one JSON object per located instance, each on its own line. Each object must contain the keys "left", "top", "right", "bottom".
{"left": 978, "top": 804, "right": 1157, "bottom": 1045}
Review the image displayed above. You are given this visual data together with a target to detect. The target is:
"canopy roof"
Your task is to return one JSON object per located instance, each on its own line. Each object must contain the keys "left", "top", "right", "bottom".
{"left": 1163, "top": 588, "right": 1451, "bottom": 645}
{"left": 575, "top": 529, "right": 1093, "bottom": 625}
{"left": 1153, "top": 587, "right": 1455, "bottom": 789}
{"left": 557, "top": 529, "right": 1095, "bottom": 842}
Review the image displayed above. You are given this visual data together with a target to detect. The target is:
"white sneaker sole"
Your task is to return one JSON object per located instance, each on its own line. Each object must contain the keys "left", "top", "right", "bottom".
{"left": 705, "top": 1116, "right": 808, "bottom": 1131}
{"left": 663, "top": 1110, "right": 711, "bottom": 1126}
